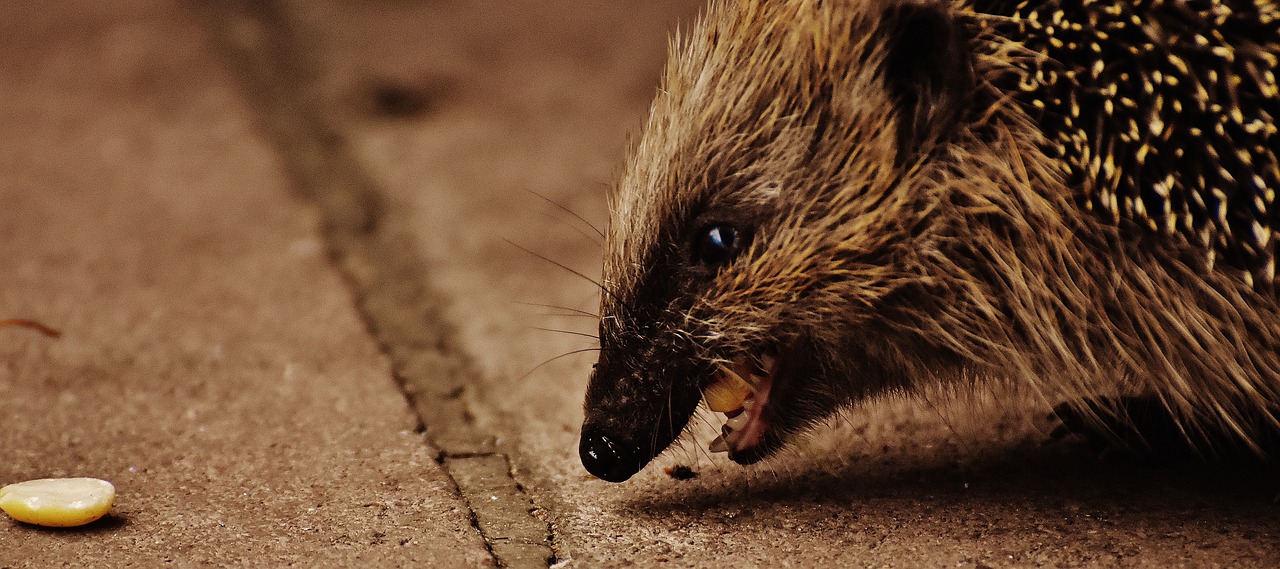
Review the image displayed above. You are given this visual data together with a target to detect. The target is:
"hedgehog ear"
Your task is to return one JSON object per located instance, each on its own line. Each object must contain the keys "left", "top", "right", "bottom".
{"left": 879, "top": 1, "right": 974, "bottom": 158}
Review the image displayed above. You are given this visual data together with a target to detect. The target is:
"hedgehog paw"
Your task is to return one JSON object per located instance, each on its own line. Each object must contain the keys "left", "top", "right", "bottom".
{"left": 1051, "top": 396, "right": 1207, "bottom": 463}
{"left": 1052, "top": 396, "right": 1280, "bottom": 464}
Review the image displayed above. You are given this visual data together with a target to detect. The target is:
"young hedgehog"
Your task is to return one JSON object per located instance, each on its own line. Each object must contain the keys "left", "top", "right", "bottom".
{"left": 579, "top": 0, "right": 1280, "bottom": 482}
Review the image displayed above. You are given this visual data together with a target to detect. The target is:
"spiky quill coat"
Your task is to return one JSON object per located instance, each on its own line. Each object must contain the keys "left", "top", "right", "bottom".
{"left": 579, "top": 0, "right": 1280, "bottom": 482}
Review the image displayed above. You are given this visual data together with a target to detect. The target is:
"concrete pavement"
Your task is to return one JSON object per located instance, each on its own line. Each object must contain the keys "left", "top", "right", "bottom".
{"left": 0, "top": 1, "right": 489, "bottom": 566}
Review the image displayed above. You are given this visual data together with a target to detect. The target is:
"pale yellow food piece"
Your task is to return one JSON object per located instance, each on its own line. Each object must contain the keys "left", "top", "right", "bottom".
{"left": 704, "top": 368, "right": 753, "bottom": 412}
{"left": 0, "top": 478, "right": 115, "bottom": 527}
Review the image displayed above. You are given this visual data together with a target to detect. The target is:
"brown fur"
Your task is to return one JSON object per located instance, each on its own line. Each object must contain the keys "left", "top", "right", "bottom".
{"left": 580, "top": 0, "right": 1280, "bottom": 482}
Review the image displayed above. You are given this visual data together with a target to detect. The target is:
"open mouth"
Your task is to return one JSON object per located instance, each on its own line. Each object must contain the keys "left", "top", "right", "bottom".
{"left": 702, "top": 354, "right": 778, "bottom": 460}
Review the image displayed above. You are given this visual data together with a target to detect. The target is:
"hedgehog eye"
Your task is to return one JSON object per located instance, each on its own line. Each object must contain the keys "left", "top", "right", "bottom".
{"left": 694, "top": 224, "right": 740, "bottom": 267}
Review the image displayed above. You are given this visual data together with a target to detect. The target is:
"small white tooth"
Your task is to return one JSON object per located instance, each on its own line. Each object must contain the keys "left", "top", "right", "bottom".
{"left": 726, "top": 413, "right": 749, "bottom": 431}
{"left": 741, "top": 398, "right": 755, "bottom": 412}
{"left": 709, "top": 436, "right": 728, "bottom": 453}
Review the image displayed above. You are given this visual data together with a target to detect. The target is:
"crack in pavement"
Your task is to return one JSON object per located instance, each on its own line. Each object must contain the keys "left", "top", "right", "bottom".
{"left": 196, "top": 1, "right": 557, "bottom": 567}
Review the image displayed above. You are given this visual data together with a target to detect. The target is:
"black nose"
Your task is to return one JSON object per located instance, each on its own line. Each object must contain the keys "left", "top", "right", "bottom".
{"left": 579, "top": 431, "right": 641, "bottom": 482}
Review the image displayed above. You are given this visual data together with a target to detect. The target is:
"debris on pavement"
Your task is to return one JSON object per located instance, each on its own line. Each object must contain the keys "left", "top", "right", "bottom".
{"left": 0, "top": 319, "right": 61, "bottom": 338}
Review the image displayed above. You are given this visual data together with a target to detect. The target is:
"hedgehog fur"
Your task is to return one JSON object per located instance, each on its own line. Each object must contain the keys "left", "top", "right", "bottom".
{"left": 578, "top": 0, "right": 1280, "bottom": 482}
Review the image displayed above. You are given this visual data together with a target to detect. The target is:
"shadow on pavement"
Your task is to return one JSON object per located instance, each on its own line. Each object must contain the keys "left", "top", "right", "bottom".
{"left": 623, "top": 441, "right": 1280, "bottom": 529}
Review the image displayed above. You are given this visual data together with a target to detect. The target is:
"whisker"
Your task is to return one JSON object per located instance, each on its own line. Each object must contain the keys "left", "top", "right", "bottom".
{"left": 535, "top": 210, "right": 602, "bottom": 248}
{"left": 690, "top": 409, "right": 726, "bottom": 461}
{"left": 516, "top": 347, "right": 602, "bottom": 382}
{"left": 522, "top": 311, "right": 599, "bottom": 319}
{"left": 526, "top": 188, "right": 605, "bottom": 238}
{"left": 690, "top": 421, "right": 723, "bottom": 468}
{"left": 531, "top": 327, "right": 599, "bottom": 341}
{"left": 650, "top": 375, "right": 677, "bottom": 465}
{"left": 503, "top": 238, "right": 637, "bottom": 316}
{"left": 511, "top": 300, "right": 599, "bottom": 318}
{"left": 669, "top": 413, "right": 723, "bottom": 479}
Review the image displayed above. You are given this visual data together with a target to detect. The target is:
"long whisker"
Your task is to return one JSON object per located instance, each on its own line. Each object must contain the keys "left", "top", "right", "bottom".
{"left": 688, "top": 391, "right": 730, "bottom": 465}
{"left": 535, "top": 210, "right": 602, "bottom": 248}
{"left": 526, "top": 188, "right": 605, "bottom": 238}
{"left": 522, "top": 311, "right": 599, "bottom": 319}
{"left": 511, "top": 301, "right": 599, "bottom": 318}
{"left": 503, "top": 238, "right": 637, "bottom": 316}
{"left": 517, "top": 347, "right": 602, "bottom": 382}
{"left": 531, "top": 327, "right": 599, "bottom": 341}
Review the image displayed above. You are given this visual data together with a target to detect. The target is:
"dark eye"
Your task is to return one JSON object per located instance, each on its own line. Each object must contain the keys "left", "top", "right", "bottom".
{"left": 694, "top": 224, "right": 740, "bottom": 267}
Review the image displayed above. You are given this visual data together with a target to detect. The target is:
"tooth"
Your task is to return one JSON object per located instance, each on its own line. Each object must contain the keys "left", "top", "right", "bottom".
{"left": 709, "top": 436, "right": 728, "bottom": 453}
{"left": 726, "top": 412, "right": 749, "bottom": 431}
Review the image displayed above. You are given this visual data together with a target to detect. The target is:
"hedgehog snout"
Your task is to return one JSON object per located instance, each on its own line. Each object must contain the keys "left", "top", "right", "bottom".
{"left": 578, "top": 430, "right": 643, "bottom": 483}
{"left": 579, "top": 345, "right": 705, "bottom": 482}
{"left": 579, "top": 353, "right": 654, "bottom": 482}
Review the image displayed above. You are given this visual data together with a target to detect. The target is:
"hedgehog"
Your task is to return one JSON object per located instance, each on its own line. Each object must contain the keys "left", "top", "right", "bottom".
{"left": 577, "top": 0, "right": 1280, "bottom": 482}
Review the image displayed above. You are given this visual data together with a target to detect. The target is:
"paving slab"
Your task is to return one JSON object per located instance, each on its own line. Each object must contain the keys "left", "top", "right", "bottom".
{"left": 0, "top": 1, "right": 491, "bottom": 566}
{"left": 264, "top": 1, "right": 1280, "bottom": 567}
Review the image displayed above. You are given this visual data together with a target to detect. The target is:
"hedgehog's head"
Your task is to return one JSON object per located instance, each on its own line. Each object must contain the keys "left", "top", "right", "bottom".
{"left": 580, "top": 0, "right": 978, "bottom": 482}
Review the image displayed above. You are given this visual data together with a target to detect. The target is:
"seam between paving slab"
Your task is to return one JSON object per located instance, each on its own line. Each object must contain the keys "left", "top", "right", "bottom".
{"left": 195, "top": 2, "right": 557, "bottom": 567}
